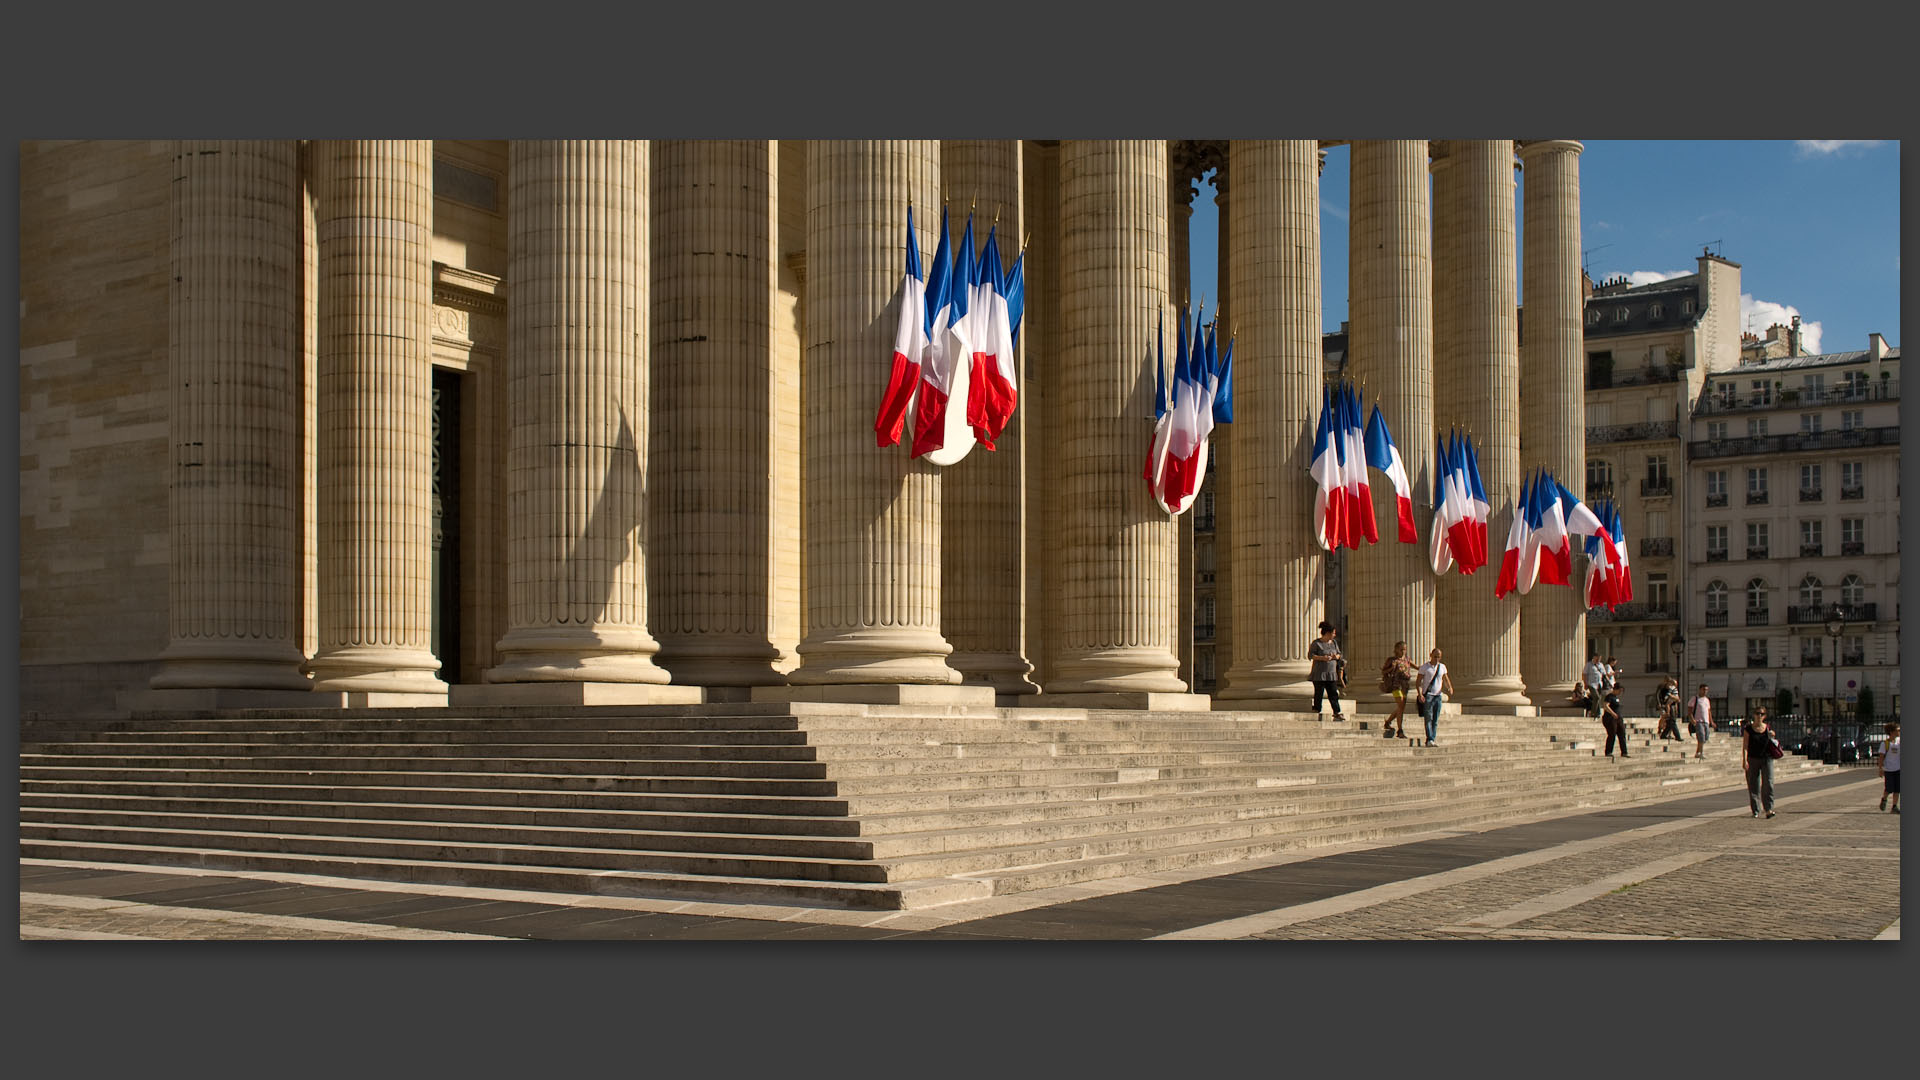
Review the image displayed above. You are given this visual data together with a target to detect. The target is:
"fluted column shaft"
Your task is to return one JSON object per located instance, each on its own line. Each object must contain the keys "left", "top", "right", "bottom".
{"left": 487, "top": 140, "right": 665, "bottom": 684}
{"left": 1021, "top": 141, "right": 1061, "bottom": 690}
{"left": 1170, "top": 160, "right": 1196, "bottom": 690}
{"left": 1434, "top": 141, "right": 1529, "bottom": 706}
{"left": 1519, "top": 140, "right": 1588, "bottom": 699}
{"left": 152, "top": 140, "right": 310, "bottom": 691}
{"left": 940, "top": 140, "right": 1036, "bottom": 695}
{"left": 1049, "top": 139, "right": 1184, "bottom": 693}
{"left": 308, "top": 140, "right": 446, "bottom": 694}
{"left": 1217, "top": 140, "right": 1322, "bottom": 702}
{"left": 1211, "top": 170, "right": 1233, "bottom": 687}
{"left": 1346, "top": 140, "right": 1435, "bottom": 691}
{"left": 648, "top": 140, "right": 786, "bottom": 686}
{"left": 790, "top": 141, "right": 957, "bottom": 685}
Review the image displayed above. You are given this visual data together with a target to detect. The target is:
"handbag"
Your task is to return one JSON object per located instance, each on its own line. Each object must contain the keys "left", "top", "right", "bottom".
{"left": 1767, "top": 734, "right": 1784, "bottom": 760}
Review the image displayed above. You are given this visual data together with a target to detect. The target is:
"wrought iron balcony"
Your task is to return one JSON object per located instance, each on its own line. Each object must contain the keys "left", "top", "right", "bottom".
{"left": 1746, "top": 490, "right": 1769, "bottom": 505}
{"left": 1746, "top": 546, "right": 1769, "bottom": 560}
{"left": 1705, "top": 492, "right": 1729, "bottom": 507}
{"left": 1787, "top": 603, "right": 1876, "bottom": 625}
{"left": 1690, "top": 426, "right": 1901, "bottom": 461}
{"left": 1641, "top": 478, "right": 1674, "bottom": 497}
{"left": 1799, "top": 488, "right": 1823, "bottom": 502}
{"left": 1706, "top": 656, "right": 1729, "bottom": 669}
{"left": 1588, "top": 366, "right": 1681, "bottom": 392}
{"left": 1801, "top": 544, "right": 1824, "bottom": 558}
{"left": 1195, "top": 622, "right": 1215, "bottom": 642}
{"left": 1840, "top": 485, "right": 1865, "bottom": 500}
{"left": 1705, "top": 611, "right": 1729, "bottom": 628}
{"left": 1800, "top": 654, "right": 1826, "bottom": 668}
{"left": 1694, "top": 378, "right": 1899, "bottom": 415}
{"left": 1585, "top": 482, "right": 1615, "bottom": 501}
{"left": 1706, "top": 549, "right": 1729, "bottom": 562}
{"left": 1586, "top": 602, "right": 1679, "bottom": 623}
{"left": 1746, "top": 609, "right": 1771, "bottom": 627}
{"left": 1843, "top": 653, "right": 1867, "bottom": 666}
{"left": 1640, "top": 537, "right": 1673, "bottom": 558}
{"left": 1746, "top": 654, "right": 1770, "bottom": 668}
{"left": 1842, "top": 541, "right": 1865, "bottom": 556}
{"left": 1590, "top": 420, "right": 1680, "bottom": 444}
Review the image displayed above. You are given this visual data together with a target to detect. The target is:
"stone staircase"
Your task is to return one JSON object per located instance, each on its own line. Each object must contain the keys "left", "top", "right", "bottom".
{"left": 18, "top": 704, "right": 1839, "bottom": 910}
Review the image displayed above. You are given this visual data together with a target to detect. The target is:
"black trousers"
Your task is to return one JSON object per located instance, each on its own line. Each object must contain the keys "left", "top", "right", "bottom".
{"left": 1604, "top": 714, "right": 1630, "bottom": 757}
{"left": 1313, "top": 680, "right": 1343, "bottom": 716}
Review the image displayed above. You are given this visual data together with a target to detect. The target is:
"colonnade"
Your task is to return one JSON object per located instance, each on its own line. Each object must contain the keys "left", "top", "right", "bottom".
{"left": 150, "top": 139, "right": 1588, "bottom": 711}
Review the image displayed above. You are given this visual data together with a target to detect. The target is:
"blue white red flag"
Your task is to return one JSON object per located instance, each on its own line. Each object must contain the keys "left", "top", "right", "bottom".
{"left": 966, "top": 224, "right": 1018, "bottom": 449}
{"left": 1495, "top": 472, "right": 1534, "bottom": 599}
{"left": 1311, "top": 384, "right": 1344, "bottom": 550}
{"left": 912, "top": 211, "right": 978, "bottom": 464}
{"left": 875, "top": 204, "right": 926, "bottom": 447}
{"left": 1461, "top": 434, "right": 1490, "bottom": 571}
{"left": 1364, "top": 404, "right": 1418, "bottom": 544}
{"left": 1431, "top": 433, "right": 1461, "bottom": 575}
{"left": 1342, "top": 382, "right": 1377, "bottom": 546}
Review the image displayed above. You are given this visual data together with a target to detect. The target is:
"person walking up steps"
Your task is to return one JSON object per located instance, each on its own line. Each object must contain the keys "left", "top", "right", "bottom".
{"left": 1379, "top": 641, "right": 1418, "bottom": 739}
{"left": 1309, "top": 622, "right": 1345, "bottom": 721}
{"left": 1878, "top": 721, "right": 1900, "bottom": 813}
{"left": 1414, "top": 648, "right": 1453, "bottom": 747}
{"left": 1742, "top": 705, "right": 1781, "bottom": 818}
{"left": 1686, "top": 683, "right": 1713, "bottom": 759}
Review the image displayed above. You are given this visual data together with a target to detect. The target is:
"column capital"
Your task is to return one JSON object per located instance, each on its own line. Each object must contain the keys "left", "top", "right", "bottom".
{"left": 1517, "top": 139, "right": 1584, "bottom": 159}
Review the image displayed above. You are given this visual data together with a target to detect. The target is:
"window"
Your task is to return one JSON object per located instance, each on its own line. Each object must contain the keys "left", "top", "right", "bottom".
{"left": 1746, "top": 639, "right": 1769, "bottom": 666}
{"left": 1751, "top": 380, "right": 1773, "bottom": 406}
{"left": 1645, "top": 455, "right": 1669, "bottom": 485}
{"left": 1615, "top": 307, "right": 1630, "bottom": 324}
{"left": 1717, "top": 383, "right": 1736, "bottom": 408}
{"left": 1683, "top": 299, "right": 1696, "bottom": 315}
{"left": 1746, "top": 522, "right": 1768, "bottom": 557}
{"left": 1799, "top": 575, "right": 1824, "bottom": 607}
{"left": 1588, "top": 309, "right": 1602, "bottom": 326}
{"left": 1843, "top": 635, "right": 1865, "bottom": 663}
{"left": 1747, "top": 417, "right": 1769, "bottom": 437}
{"left": 1843, "top": 371, "right": 1869, "bottom": 399}
{"left": 1801, "top": 519, "right": 1823, "bottom": 552}
{"left": 1747, "top": 467, "right": 1768, "bottom": 495}
{"left": 1800, "top": 464, "right": 1822, "bottom": 493}
{"left": 1841, "top": 461, "right": 1864, "bottom": 499}
{"left": 1803, "top": 373, "right": 1826, "bottom": 397}
{"left": 1842, "top": 517, "right": 1865, "bottom": 548}
{"left": 1197, "top": 650, "right": 1215, "bottom": 686}
{"left": 1802, "top": 637, "right": 1825, "bottom": 666}
{"left": 1708, "top": 420, "right": 1728, "bottom": 441}
{"left": 1586, "top": 458, "right": 1614, "bottom": 492}
{"left": 1706, "top": 470, "right": 1727, "bottom": 498}
{"left": 1647, "top": 573, "right": 1669, "bottom": 610}
{"left": 1705, "top": 581, "right": 1729, "bottom": 613}
{"left": 1842, "top": 409, "right": 1864, "bottom": 431}
{"left": 1800, "top": 413, "right": 1822, "bottom": 434}
{"left": 1647, "top": 510, "right": 1668, "bottom": 538}
{"left": 1840, "top": 574, "right": 1864, "bottom": 607}
{"left": 1746, "top": 578, "right": 1769, "bottom": 611}
{"left": 1650, "top": 303, "right": 1665, "bottom": 319}
{"left": 1707, "top": 639, "right": 1729, "bottom": 667}
{"left": 1707, "top": 525, "right": 1729, "bottom": 556}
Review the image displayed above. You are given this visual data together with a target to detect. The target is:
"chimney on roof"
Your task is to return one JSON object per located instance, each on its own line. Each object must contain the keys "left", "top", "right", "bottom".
{"left": 1789, "top": 315, "right": 1802, "bottom": 358}
{"left": 1868, "top": 332, "right": 1888, "bottom": 361}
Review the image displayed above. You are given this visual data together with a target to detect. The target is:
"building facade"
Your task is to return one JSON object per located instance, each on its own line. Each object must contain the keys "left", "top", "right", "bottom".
{"left": 1686, "top": 336, "right": 1901, "bottom": 719}
{"left": 22, "top": 139, "right": 1596, "bottom": 718}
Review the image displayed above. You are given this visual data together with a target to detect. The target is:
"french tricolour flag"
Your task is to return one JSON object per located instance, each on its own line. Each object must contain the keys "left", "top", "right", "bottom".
{"left": 1364, "top": 404, "right": 1418, "bottom": 544}
{"left": 1584, "top": 498, "right": 1618, "bottom": 609}
{"left": 1341, "top": 382, "right": 1377, "bottom": 546}
{"left": 1521, "top": 469, "right": 1572, "bottom": 588}
{"left": 1311, "top": 384, "right": 1344, "bottom": 550}
{"left": 911, "top": 212, "right": 978, "bottom": 464}
{"left": 875, "top": 204, "right": 928, "bottom": 448}
{"left": 1157, "top": 305, "right": 1212, "bottom": 513}
{"left": 1494, "top": 472, "right": 1534, "bottom": 599}
{"left": 966, "top": 224, "right": 1018, "bottom": 449}
{"left": 1431, "top": 433, "right": 1462, "bottom": 575}
{"left": 1461, "top": 435, "right": 1490, "bottom": 571}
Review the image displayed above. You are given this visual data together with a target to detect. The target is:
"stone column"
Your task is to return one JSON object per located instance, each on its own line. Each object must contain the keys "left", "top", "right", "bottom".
{"left": 474, "top": 140, "right": 692, "bottom": 704}
{"left": 148, "top": 140, "right": 311, "bottom": 695}
{"left": 1210, "top": 161, "right": 1233, "bottom": 689}
{"left": 1519, "top": 139, "right": 1587, "bottom": 702}
{"left": 1044, "top": 139, "right": 1198, "bottom": 706}
{"left": 780, "top": 141, "right": 973, "bottom": 697}
{"left": 647, "top": 140, "right": 787, "bottom": 688}
{"left": 940, "top": 140, "right": 1037, "bottom": 697}
{"left": 1169, "top": 150, "right": 1196, "bottom": 690}
{"left": 1433, "top": 141, "right": 1530, "bottom": 708}
{"left": 306, "top": 140, "right": 446, "bottom": 700}
{"left": 1021, "top": 140, "right": 1061, "bottom": 690}
{"left": 1345, "top": 140, "right": 1435, "bottom": 706}
{"left": 1216, "top": 139, "right": 1323, "bottom": 706}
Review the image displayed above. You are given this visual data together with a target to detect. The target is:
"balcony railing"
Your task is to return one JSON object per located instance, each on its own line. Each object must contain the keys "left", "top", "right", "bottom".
{"left": 1843, "top": 653, "right": 1867, "bottom": 666}
{"left": 1705, "top": 611, "right": 1729, "bottom": 628}
{"left": 1841, "top": 485, "right": 1865, "bottom": 500}
{"left": 1707, "top": 549, "right": 1729, "bottom": 562}
{"left": 1590, "top": 420, "right": 1680, "bottom": 444}
{"left": 1801, "top": 544, "right": 1824, "bottom": 558}
{"left": 1787, "top": 603, "right": 1876, "bottom": 625}
{"left": 1706, "top": 656, "right": 1729, "bottom": 668}
{"left": 1746, "top": 546, "right": 1769, "bottom": 560}
{"left": 1746, "top": 655, "right": 1770, "bottom": 668}
{"left": 1705, "top": 492, "right": 1729, "bottom": 507}
{"left": 1695, "top": 378, "right": 1900, "bottom": 415}
{"left": 1588, "top": 366, "right": 1682, "bottom": 392}
{"left": 1195, "top": 623, "right": 1215, "bottom": 641}
{"left": 1195, "top": 514, "right": 1216, "bottom": 531}
{"left": 1746, "top": 490, "right": 1769, "bottom": 505}
{"left": 1746, "top": 609, "right": 1771, "bottom": 627}
{"left": 1640, "top": 537, "right": 1674, "bottom": 558}
{"left": 1801, "top": 654, "right": 1826, "bottom": 668}
{"left": 1688, "top": 426, "right": 1900, "bottom": 461}
{"left": 1641, "top": 478, "right": 1674, "bottom": 497}
{"left": 1842, "top": 541, "right": 1865, "bottom": 556}
{"left": 1586, "top": 602, "right": 1679, "bottom": 623}
{"left": 1800, "top": 488, "right": 1823, "bottom": 502}
{"left": 1585, "top": 482, "right": 1615, "bottom": 501}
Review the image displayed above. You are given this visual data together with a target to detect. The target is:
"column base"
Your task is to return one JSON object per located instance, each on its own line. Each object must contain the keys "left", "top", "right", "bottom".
{"left": 1028, "top": 692, "right": 1213, "bottom": 712}
{"left": 1458, "top": 674, "right": 1534, "bottom": 709}
{"left": 751, "top": 683, "right": 996, "bottom": 707}
{"left": 788, "top": 626, "right": 962, "bottom": 686}
{"left": 451, "top": 682, "right": 704, "bottom": 707}
{"left": 148, "top": 640, "right": 313, "bottom": 692}
{"left": 306, "top": 646, "right": 448, "bottom": 695}
{"left": 486, "top": 626, "right": 672, "bottom": 684}
{"left": 951, "top": 650, "right": 1041, "bottom": 697}
{"left": 652, "top": 638, "right": 787, "bottom": 688}
{"left": 1215, "top": 662, "right": 1318, "bottom": 707}
{"left": 1045, "top": 646, "right": 1187, "bottom": 695}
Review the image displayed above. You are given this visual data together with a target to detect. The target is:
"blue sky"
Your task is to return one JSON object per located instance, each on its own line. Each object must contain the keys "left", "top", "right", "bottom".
{"left": 1186, "top": 140, "right": 1899, "bottom": 355}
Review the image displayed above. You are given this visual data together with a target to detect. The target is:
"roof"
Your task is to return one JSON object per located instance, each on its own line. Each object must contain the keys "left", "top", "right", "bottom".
{"left": 1584, "top": 277, "right": 1705, "bottom": 339}
{"left": 1717, "top": 347, "right": 1901, "bottom": 376}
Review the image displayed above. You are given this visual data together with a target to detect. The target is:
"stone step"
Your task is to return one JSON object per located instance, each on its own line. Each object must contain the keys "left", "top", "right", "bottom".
{"left": 20, "top": 740, "right": 830, "bottom": 762}
{"left": 18, "top": 778, "right": 853, "bottom": 817}
{"left": 19, "top": 753, "right": 834, "bottom": 780}
{"left": 57, "top": 728, "right": 818, "bottom": 747}
{"left": 20, "top": 763, "right": 841, "bottom": 796}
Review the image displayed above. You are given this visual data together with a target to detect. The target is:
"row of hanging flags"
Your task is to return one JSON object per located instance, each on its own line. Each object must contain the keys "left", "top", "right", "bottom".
{"left": 871, "top": 206, "right": 1632, "bottom": 612}
{"left": 874, "top": 205, "right": 1023, "bottom": 466}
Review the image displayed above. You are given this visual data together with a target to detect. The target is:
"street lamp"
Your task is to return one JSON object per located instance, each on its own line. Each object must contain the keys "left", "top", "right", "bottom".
{"left": 1670, "top": 632, "right": 1686, "bottom": 738}
{"left": 1825, "top": 604, "right": 1847, "bottom": 764}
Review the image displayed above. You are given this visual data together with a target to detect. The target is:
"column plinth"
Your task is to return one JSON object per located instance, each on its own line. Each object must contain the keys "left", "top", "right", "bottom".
{"left": 307, "top": 140, "right": 446, "bottom": 698}
{"left": 1216, "top": 140, "right": 1323, "bottom": 707}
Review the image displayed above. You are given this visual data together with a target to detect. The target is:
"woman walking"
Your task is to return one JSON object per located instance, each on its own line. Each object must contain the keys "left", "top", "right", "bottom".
{"left": 1379, "top": 642, "right": 1418, "bottom": 739}
{"left": 1656, "top": 677, "right": 1682, "bottom": 740}
{"left": 1878, "top": 721, "right": 1900, "bottom": 814}
{"left": 1309, "top": 621, "right": 1345, "bottom": 721}
{"left": 1414, "top": 648, "right": 1453, "bottom": 747}
{"left": 1741, "top": 705, "right": 1782, "bottom": 818}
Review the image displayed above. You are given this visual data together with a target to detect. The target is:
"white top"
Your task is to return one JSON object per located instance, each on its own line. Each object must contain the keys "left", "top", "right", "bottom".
{"left": 1884, "top": 736, "right": 1900, "bottom": 772}
{"left": 1690, "top": 696, "right": 1713, "bottom": 725}
{"left": 1583, "top": 661, "right": 1606, "bottom": 689}
{"left": 1416, "top": 662, "right": 1448, "bottom": 698}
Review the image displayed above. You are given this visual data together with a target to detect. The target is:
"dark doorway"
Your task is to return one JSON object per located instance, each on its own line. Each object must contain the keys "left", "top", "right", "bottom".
{"left": 431, "top": 366, "right": 462, "bottom": 685}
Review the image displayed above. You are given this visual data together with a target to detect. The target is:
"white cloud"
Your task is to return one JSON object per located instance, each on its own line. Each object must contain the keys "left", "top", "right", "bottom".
{"left": 1622, "top": 269, "right": 1689, "bottom": 288}
{"left": 1795, "top": 140, "right": 1886, "bottom": 156}
{"left": 1321, "top": 201, "right": 1349, "bottom": 222}
{"left": 1740, "top": 293, "right": 1824, "bottom": 355}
